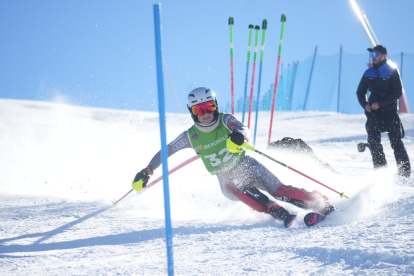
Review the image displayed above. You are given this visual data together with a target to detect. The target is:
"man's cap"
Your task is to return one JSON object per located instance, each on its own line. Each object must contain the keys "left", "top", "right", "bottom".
{"left": 367, "top": 45, "right": 387, "bottom": 55}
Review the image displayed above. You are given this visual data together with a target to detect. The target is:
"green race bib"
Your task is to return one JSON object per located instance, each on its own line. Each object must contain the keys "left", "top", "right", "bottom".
{"left": 188, "top": 113, "right": 245, "bottom": 175}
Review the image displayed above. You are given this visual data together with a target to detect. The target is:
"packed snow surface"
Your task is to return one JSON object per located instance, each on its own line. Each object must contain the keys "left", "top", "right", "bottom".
{"left": 1, "top": 98, "right": 414, "bottom": 275}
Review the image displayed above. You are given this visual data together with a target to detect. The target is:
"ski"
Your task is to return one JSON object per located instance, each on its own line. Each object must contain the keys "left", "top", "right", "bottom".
{"left": 304, "top": 207, "right": 336, "bottom": 227}
{"left": 304, "top": 212, "right": 326, "bottom": 227}
{"left": 284, "top": 214, "right": 297, "bottom": 228}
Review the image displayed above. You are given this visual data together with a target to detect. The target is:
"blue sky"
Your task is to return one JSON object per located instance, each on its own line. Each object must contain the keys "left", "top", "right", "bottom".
{"left": 1, "top": 0, "right": 413, "bottom": 112}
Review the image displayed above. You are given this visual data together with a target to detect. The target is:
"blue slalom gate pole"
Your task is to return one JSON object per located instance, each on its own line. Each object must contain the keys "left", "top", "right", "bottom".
{"left": 253, "top": 19, "right": 267, "bottom": 146}
{"left": 153, "top": 4, "right": 174, "bottom": 276}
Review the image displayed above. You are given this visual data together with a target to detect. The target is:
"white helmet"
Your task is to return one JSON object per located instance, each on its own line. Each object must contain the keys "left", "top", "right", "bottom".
{"left": 187, "top": 87, "right": 219, "bottom": 123}
{"left": 187, "top": 87, "right": 217, "bottom": 107}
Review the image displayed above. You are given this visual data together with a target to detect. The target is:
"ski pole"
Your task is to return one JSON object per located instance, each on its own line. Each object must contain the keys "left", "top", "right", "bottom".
{"left": 253, "top": 19, "right": 267, "bottom": 146}
{"left": 241, "top": 143, "right": 348, "bottom": 199}
{"left": 242, "top": 24, "right": 254, "bottom": 123}
{"left": 112, "top": 155, "right": 200, "bottom": 206}
{"left": 268, "top": 14, "right": 287, "bottom": 145}
{"left": 229, "top": 16, "right": 235, "bottom": 115}
{"left": 142, "top": 155, "right": 199, "bottom": 194}
{"left": 247, "top": 25, "right": 260, "bottom": 130}
{"left": 112, "top": 189, "right": 134, "bottom": 206}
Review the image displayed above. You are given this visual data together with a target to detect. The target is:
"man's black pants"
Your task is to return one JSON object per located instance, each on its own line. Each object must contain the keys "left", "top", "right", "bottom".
{"left": 365, "top": 110, "right": 410, "bottom": 176}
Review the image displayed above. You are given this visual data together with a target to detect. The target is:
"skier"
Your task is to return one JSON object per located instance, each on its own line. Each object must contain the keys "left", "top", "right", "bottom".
{"left": 132, "top": 87, "right": 335, "bottom": 227}
{"left": 356, "top": 45, "right": 411, "bottom": 177}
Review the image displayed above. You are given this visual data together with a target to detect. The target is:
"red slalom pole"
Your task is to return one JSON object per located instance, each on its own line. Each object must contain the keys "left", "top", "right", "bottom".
{"left": 112, "top": 155, "right": 200, "bottom": 206}
{"left": 247, "top": 25, "right": 260, "bottom": 129}
{"left": 268, "top": 14, "right": 287, "bottom": 145}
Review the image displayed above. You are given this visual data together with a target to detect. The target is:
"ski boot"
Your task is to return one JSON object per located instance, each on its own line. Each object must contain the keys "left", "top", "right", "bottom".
{"left": 267, "top": 204, "right": 296, "bottom": 228}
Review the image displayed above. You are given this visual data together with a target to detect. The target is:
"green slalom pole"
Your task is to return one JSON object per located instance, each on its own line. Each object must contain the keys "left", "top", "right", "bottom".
{"left": 247, "top": 25, "right": 260, "bottom": 130}
{"left": 229, "top": 16, "right": 235, "bottom": 115}
{"left": 253, "top": 19, "right": 267, "bottom": 146}
{"left": 242, "top": 24, "right": 254, "bottom": 123}
{"left": 240, "top": 143, "right": 348, "bottom": 199}
{"left": 268, "top": 14, "right": 286, "bottom": 145}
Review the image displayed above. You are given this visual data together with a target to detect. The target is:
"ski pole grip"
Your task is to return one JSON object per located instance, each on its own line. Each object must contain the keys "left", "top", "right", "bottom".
{"left": 255, "top": 25, "right": 260, "bottom": 30}
{"left": 229, "top": 16, "right": 234, "bottom": 25}
{"left": 262, "top": 19, "right": 267, "bottom": 30}
{"left": 248, "top": 24, "right": 254, "bottom": 29}
{"left": 244, "top": 143, "right": 256, "bottom": 152}
{"left": 281, "top": 13, "right": 287, "bottom": 22}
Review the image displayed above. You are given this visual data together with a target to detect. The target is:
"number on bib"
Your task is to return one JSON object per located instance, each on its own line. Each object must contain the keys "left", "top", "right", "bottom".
{"left": 204, "top": 148, "right": 233, "bottom": 167}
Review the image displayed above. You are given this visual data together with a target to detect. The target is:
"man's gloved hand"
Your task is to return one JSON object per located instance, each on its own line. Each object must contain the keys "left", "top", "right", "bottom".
{"left": 132, "top": 166, "right": 153, "bottom": 192}
{"left": 226, "top": 130, "right": 247, "bottom": 153}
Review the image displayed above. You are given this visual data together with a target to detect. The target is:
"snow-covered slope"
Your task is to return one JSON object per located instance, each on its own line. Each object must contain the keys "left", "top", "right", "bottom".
{"left": 1, "top": 99, "right": 414, "bottom": 275}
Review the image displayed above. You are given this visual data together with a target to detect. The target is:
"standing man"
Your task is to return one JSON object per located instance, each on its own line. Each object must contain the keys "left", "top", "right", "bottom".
{"left": 356, "top": 45, "right": 410, "bottom": 177}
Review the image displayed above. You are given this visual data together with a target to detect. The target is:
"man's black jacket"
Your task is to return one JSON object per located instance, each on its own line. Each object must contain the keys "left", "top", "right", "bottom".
{"left": 356, "top": 59, "right": 403, "bottom": 111}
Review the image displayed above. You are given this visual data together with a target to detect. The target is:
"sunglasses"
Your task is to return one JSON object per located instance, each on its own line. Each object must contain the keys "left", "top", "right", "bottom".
{"left": 191, "top": 101, "right": 217, "bottom": 116}
{"left": 371, "top": 52, "right": 380, "bottom": 58}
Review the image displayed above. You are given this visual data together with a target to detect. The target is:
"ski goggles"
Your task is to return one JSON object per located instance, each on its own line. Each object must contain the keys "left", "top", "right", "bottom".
{"left": 371, "top": 52, "right": 379, "bottom": 58}
{"left": 191, "top": 101, "right": 217, "bottom": 116}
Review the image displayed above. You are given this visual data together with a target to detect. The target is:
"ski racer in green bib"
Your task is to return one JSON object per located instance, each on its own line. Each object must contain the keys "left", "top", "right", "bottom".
{"left": 132, "top": 87, "right": 335, "bottom": 228}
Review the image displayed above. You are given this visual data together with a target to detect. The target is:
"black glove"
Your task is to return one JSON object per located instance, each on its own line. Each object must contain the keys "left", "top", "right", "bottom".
{"left": 229, "top": 130, "right": 245, "bottom": 146}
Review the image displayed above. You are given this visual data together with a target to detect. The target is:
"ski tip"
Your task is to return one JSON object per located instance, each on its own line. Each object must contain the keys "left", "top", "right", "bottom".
{"left": 304, "top": 213, "right": 326, "bottom": 227}
{"left": 248, "top": 24, "right": 254, "bottom": 29}
{"left": 229, "top": 17, "right": 234, "bottom": 25}
{"left": 284, "top": 214, "right": 296, "bottom": 228}
{"left": 255, "top": 25, "right": 260, "bottom": 30}
{"left": 281, "top": 13, "right": 287, "bottom": 22}
{"left": 262, "top": 19, "right": 267, "bottom": 30}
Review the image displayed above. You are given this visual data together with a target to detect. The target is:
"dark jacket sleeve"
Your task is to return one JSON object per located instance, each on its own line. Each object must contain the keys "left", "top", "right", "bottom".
{"left": 356, "top": 73, "right": 369, "bottom": 109}
{"left": 378, "top": 69, "right": 403, "bottom": 109}
{"left": 222, "top": 113, "right": 250, "bottom": 139}
{"left": 147, "top": 130, "right": 192, "bottom": 171}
